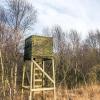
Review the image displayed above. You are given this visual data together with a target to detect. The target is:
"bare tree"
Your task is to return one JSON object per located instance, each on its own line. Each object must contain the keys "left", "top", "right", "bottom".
{"left": 0, "top": 7, "right": 7, "bottom": 98}
{"left": 0, "top": 0, "right": 37, "bottom": 99}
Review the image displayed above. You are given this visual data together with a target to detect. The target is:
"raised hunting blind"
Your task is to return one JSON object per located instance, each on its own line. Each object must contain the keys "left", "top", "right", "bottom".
{"left": 22, "top": 35, "right": 56, "bottom": 100}
{"left": 24, "top": 35, "right": 53, "bottom": 60}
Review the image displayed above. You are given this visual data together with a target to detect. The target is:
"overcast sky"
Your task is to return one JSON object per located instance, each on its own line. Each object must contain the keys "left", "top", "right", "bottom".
{"left": 1, "top": 0, "right": 100, "bottom": 38}
{"left": 27, "top": 0, "right": 100, "bottom": 38}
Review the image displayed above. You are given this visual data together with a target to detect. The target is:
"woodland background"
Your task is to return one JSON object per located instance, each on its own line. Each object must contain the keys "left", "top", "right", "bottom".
{"left": 0, "top": 0, "right": 100, "bottom": 99}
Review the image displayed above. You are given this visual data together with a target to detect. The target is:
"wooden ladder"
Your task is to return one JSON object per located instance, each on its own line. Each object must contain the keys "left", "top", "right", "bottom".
{"left": 33, "top": 59, "right": 43, "bottom": 90}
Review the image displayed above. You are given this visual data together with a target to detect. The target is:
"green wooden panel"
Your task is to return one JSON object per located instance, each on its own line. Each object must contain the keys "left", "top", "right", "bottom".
{"left": 24, "top": 35, "right": 53, "bottom": 60}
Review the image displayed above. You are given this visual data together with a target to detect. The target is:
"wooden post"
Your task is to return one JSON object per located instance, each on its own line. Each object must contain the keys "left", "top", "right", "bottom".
{"left": 29, "top": 59, "right": 33, "bottom": 100}
{"left": 52, "top": 58, "right": 56, "bottom": 100}
{"left": 42, "top": 60, "right": 45, "bottom": 99}
{"left": 43, "top": 60, "right": 45, "bottom": 87}
{"left": 33, "top": 59, "right": 35, "bottom": 99}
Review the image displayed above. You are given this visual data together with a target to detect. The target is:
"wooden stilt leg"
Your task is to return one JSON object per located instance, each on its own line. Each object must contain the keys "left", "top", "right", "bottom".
{"left": 33, "top": 61, "right": 35, "bottom": 99}
{"left": 52, "top": 58, "right": 56, "bottom": 100}
{"left": 29, "top": 60, "right": 33, "bottom": 100}
{"left": 42, "top": 60, "right": 45, "bottom": 99}
{"left": 43, "top": 60, "right": 45, "bottom": 87}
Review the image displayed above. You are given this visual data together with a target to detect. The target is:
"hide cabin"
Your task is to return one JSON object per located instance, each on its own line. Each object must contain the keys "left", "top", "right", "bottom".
{"left": 24, "top": 35, "right": 53, "bottom": 60}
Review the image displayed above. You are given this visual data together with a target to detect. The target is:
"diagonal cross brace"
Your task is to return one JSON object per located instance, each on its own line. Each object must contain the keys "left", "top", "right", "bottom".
{"left": 32, "top": 60, "right": 54, "bottom": 84}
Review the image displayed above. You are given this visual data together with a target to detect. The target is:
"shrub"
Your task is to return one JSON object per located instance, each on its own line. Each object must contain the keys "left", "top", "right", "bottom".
{"left": 87, "top": 65, "right": 100, "bottom": 84}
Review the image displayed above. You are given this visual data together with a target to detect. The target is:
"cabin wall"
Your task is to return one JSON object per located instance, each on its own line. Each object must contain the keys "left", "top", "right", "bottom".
{"left": 24, "top": 35, "right": 53, "bottom": 60}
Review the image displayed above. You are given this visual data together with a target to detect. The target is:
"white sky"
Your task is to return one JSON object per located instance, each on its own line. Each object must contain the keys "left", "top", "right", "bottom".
{"left": 27, "top": 0, "right": 100, "bottom": 38}
{"left": 1, "top": 0, "right": 100, "bottom": 38}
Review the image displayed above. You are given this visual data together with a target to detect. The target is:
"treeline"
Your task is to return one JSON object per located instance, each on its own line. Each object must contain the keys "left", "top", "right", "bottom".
{"left": 0, "top": 0, "right": 100, "bottom": 99}
{"left": 45, "top": 26, "right": 100, "bottom": 88}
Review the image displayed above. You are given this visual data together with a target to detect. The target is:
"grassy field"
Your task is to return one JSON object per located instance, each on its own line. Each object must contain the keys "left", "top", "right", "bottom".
{"left": 56, "top": 85, "right": 100, "bottom": 100}
{"left": 7, "top": 85, "right": 100, "bottom": 100}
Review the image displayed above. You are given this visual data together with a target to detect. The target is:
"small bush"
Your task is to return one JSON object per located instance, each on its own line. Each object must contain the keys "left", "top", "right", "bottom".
{"left": 66, "top": 68, "right": 84, "bottom": 89}
{"left": 87, "top": 65, "right": 100, "bottom": 84}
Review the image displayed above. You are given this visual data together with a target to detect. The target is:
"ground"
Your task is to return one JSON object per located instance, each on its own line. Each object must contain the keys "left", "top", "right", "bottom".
{"left": 2, "top": 85, "right": 100, "bottom": 100}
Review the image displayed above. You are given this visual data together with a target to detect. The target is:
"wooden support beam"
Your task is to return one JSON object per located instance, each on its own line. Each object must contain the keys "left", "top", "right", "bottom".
{"left": 32, "top": 87, "right": 54, "bottom": 92}
{"left": 43, "top": 60, "right": 45, "bottom": 87}
{"left": 52, "top": 58, "right": 56, "bottom": 100}
{"left": 29, "top": 60, "right": 33, "bottom": 100}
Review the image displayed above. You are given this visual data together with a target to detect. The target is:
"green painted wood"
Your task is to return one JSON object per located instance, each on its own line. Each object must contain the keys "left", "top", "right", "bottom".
{"left": 24, "top": 35, "right": 53, "bottom": 60}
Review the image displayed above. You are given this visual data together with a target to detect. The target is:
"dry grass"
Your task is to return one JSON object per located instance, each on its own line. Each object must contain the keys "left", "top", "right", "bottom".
{"left": 2, "top": 85, "right": 100, "bottom": 100}
{"left": 56, "top": 85, "right": 100, "bottom": 100}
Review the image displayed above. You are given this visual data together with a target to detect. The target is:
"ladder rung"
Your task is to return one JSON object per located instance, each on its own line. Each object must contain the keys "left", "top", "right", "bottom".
{"left": 34, "top": 67, "right": 39, "bottom": 70}
{"left": 35, "top": 73, "right": 42, "bottom": 76}
{"left": 22, "top": 86, "right": 30, "bottom": 89}
{"left": 35, "top": 85, "right": 42, "bottom": 88}
{"left": 35, "top": 79, "right": 42, "bottom": 82}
